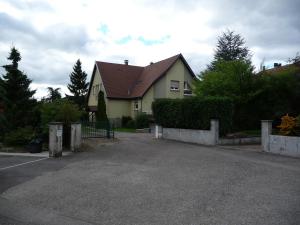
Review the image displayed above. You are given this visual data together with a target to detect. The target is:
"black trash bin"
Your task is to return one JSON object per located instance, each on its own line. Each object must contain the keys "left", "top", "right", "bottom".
{"left": 27, "top": 138, "right": 43, "bottom": 153}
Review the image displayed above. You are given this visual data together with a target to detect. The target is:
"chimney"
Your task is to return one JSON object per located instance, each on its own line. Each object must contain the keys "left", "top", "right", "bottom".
{"left": 150, "top": 62, "right": 154, "bottom": 65}
{"left": 124, "top": 59, "right": 129, "bottom": 65}
{"left": 274, "top": 63, "right": 281, "bottom": 68}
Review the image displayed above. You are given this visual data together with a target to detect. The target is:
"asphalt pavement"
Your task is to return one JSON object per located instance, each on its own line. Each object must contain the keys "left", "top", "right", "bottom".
{"left": 0, "top": 133, "right": 299, "bottom": 225}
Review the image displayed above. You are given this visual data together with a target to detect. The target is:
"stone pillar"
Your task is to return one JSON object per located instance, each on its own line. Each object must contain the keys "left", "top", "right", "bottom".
{"left": 155, "top": 125, "right": 162, "bottom": 139}
{"left": 49, "top": 122, "right": 63, "bottom": 157}
{"left": 70, "top": 123, "right": 81, "bottom": 152}
{"left": 261, "top": 120, "right": 272, "bottom": 152}
{"left": 210, "top": 119, "right": 219, "bottom": 145}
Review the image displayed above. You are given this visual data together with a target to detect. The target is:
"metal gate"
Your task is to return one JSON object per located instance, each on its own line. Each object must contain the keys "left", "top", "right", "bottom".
{"left": 81, "top": 121, "right": 114, "bottom": 139}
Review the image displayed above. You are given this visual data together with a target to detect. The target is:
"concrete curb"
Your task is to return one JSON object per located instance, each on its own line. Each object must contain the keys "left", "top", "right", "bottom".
{"left": 0, "top": 151, "right": 73, "bottom": 158}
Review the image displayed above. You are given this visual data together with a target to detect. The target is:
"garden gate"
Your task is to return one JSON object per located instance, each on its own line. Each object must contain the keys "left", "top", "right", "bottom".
{"left": 81, "top": 121, "right": 114, "bottom": 139}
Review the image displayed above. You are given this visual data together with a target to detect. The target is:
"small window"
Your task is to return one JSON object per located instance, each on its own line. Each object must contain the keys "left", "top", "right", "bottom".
{"left": 170, "top": 80, "right": 179, "bottom": 91}
{"left": 134, "top": 101, "right": 139, "bottom": 110}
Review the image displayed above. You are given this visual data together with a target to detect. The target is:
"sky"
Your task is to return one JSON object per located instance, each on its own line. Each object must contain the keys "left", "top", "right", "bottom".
{"left": 0, "top": 0, "right": 299, "bottom": 99}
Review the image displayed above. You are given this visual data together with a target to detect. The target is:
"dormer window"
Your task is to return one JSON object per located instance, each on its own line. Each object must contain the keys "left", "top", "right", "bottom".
{"left": 170, "top": 80, "right": 179, "bottom": 91}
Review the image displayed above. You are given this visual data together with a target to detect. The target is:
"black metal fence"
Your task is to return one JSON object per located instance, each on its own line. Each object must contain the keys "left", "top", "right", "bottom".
{"left": 81, "top": 121, "right": 114, "bottom": 139}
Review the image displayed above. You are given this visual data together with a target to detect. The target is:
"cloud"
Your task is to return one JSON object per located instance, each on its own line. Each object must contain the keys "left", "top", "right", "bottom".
{"left": 116, "top": 36, "right": 132, "bottom": 45}
{"left": 98, "top": 24, "right": 109, "bottom": 35}
{"left": 0, "top": 0, "right": 299, "bottom": 98}
{"left": 138, "top": 35, "right": 171, "bottom": 46}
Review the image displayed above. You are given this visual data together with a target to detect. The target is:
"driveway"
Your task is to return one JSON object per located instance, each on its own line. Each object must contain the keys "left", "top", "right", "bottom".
{"left": 0, "top": 132, "right": 299, "bottom": 225}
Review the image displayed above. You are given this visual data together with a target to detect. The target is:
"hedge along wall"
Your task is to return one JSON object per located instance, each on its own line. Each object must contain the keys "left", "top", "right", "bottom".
{"left": 152, "top": 97, "right": 234, "bottom": 136}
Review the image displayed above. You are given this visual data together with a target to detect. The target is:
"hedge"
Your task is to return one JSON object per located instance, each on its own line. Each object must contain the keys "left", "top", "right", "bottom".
{"left": 152, "top": 97, "right": 234, "bottom": 135}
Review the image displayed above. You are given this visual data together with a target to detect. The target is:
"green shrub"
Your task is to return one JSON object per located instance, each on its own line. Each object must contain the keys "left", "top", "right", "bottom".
{"left": 135, "top": 113, "right": 150, "bottom": 129}
{"left": 40, "top": 99, "right": 82, "bottom": 135}
{"left": 96, "top": 91, "right": 108, "bottom": 122}
{"left": 126, "top": 120, "right": 136, "bottom": 129}
{"left": 152, "top": 97, "right": 233, "bottom": 135}
{"left": 122, "top": 116, "right": 133, "bottom": 127}
{"left": 4, "top": 127, "right": 35, "bottom": 146}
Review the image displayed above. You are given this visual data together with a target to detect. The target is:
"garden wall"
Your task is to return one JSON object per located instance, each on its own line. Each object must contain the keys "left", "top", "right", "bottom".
{"left": 160, "top": 120, "right": 219, "bottom": 145}
{"left": 262, "top": 120, "right": 300, "bottom": 158}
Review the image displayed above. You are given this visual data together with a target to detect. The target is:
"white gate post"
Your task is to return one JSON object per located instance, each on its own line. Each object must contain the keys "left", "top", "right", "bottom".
{"left": 155, "top": 125, "right": 162, "bottom": 139}
{"left": 70, "top": 122, "right": 82, "bottom": 152}
{"left": 49, "top": 122, "right": 63, "bottom": 157}
{"left": 261, "top": 120, "right": 272, "bottom": 152}
{"left": 210, "top": 119, "right": 219, "bottom": 145}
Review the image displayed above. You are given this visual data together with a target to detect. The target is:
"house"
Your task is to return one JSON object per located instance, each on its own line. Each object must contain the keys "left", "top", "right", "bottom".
{"left": 87, "top": 53, "right": 196, "bottom": 125}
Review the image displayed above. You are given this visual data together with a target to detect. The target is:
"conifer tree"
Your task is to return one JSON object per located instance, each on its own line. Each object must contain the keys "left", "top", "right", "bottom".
{"left": 96, "top": 91, "right": 108, "bottom": 122}
{"left": 1, "top": 47, "right": 36, "bottom": 130}
{"left": 67, "top": 59, "right": 89, "bottom": 109}
{"left": 207, "top": 30, "right": 252, "bottom": 71}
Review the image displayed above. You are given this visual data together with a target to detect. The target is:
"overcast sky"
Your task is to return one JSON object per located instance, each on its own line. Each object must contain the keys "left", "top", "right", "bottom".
{"left": 0, "top": 0, "right": 299, "bottom": 99}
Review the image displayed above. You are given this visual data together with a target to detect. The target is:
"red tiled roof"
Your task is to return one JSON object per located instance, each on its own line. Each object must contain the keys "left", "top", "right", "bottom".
{"left": 259, "top": 61, "right": 300, "bottom": 75}
{"left": 88, "top": 54, "right": 195, "bottom": 99}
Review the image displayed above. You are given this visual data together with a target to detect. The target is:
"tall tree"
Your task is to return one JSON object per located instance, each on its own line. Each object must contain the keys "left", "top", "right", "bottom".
{"left": 96, "top": 91, "right": 108, "bottom": 122}
{"left": 67, "top": 59, "right": 89, "bottom": 109}
{"left": 46, "top": 87, "right": 61, "bottom": 102}
{"left": 1, "top": 47, "right": 36, "bottom": 130}
{"left": 208, "top": 30, "right": 252, "bottom": 71}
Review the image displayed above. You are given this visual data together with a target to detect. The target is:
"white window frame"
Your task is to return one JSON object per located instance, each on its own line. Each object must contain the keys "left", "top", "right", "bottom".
{"left": 170, "top": 80, "right": 180, "bottom": 91}
{"left": 184, "top": 81, "right": 193, "bottom": 95}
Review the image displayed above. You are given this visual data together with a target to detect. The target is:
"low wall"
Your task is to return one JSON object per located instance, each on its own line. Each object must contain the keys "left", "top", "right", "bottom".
{"left": 261, "top": 120, "right": 300, "bottom": 158}
{"left": 161, "top": 120, "right": 219, "bottom": 146}
{"left": 268, "top": 135, "right": 300, "bottom": 158}
{"left": 219, "top": 137, "right": 261, "bottom": 145}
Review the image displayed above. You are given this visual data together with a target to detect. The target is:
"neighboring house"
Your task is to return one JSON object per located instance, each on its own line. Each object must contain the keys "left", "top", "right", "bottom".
{"left": 260, "top": 61, "right": 300, "bottom": 75}
{"left": 87, "top": 53, "right": 196, "bottom": 124}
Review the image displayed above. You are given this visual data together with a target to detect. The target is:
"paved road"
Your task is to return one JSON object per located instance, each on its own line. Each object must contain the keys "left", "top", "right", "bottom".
{"left": 0, "top": 133, "right": 299, "bottom": 225}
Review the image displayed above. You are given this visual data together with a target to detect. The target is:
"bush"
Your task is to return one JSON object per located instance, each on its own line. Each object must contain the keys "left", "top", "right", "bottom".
{"left": 277, "top": 114, "right": 300, "bottom": 136}
{"left": 135, "top": 113, "right": 150, "bottom": 129}
{"left": 4, "top": 127, "right": 35, "bottom": 146}
{"left": 122, "top": 116, "right": 133, "bottom": 127}
{"left": 40, "top": 99, "right": 82, "bottom": 136}
{"left": 152, "top": 97, "right": 233, "bottom": 136}
{"left": 126, "top": 120, "right": 136, "bottom": 129}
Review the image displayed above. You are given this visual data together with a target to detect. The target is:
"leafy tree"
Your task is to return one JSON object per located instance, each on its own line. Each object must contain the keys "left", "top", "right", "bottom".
{"left": 67, "top": 59, "right": 89, "bottom": 109}
{"left": 1, "top": 47, "right": 36, "bottom": 131}
{"left": 195, "top": 60, "right": 255, "bottom": 102}
{"left": 96, "top": 91, "right": 108, "bottom": 122}
{"left": 46, "top": 87, "right": 61, "bottom": 102}
{"left": 195, "top": 60, "right": 258, "bottom": 130}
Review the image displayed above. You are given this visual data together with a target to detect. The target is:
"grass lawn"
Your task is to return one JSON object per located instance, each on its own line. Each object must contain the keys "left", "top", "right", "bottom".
{"left": 241, "top": 130, "right": 261, "bottom": 136}
{"left": 114, "top": 128, "right": 136, "bottom": 133}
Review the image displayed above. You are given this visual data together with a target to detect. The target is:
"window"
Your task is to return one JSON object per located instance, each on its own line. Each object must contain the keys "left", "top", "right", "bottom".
{"left": 134, "top": 101, "right": 139, "bottom": 111}
{"left": 170, "top": 80, "right": 179, "bottom": 91}
{"left": 93, "top": 84, "right": 100, "bottom": 96}
{"left": 184, "top": 81, "right": 192, "bottom": 95}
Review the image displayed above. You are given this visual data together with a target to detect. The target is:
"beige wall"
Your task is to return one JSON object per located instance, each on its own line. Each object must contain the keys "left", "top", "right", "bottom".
{"left": 153, "top": 59, "right": 194, "bottom": 99}
{"left": 107, "top": 99, "right": 131, "bottom": 118}
{"left": 154, "top": 75, "right": 166, "bottom": 98}
{"left": 88, "top": 66, "right": 107, "bottom": 107}
{"left": 130, "top": 99, "right": 142, "bottom": 118}
{"left": 141, "top": 86, "right": 154, "bottom": 115}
